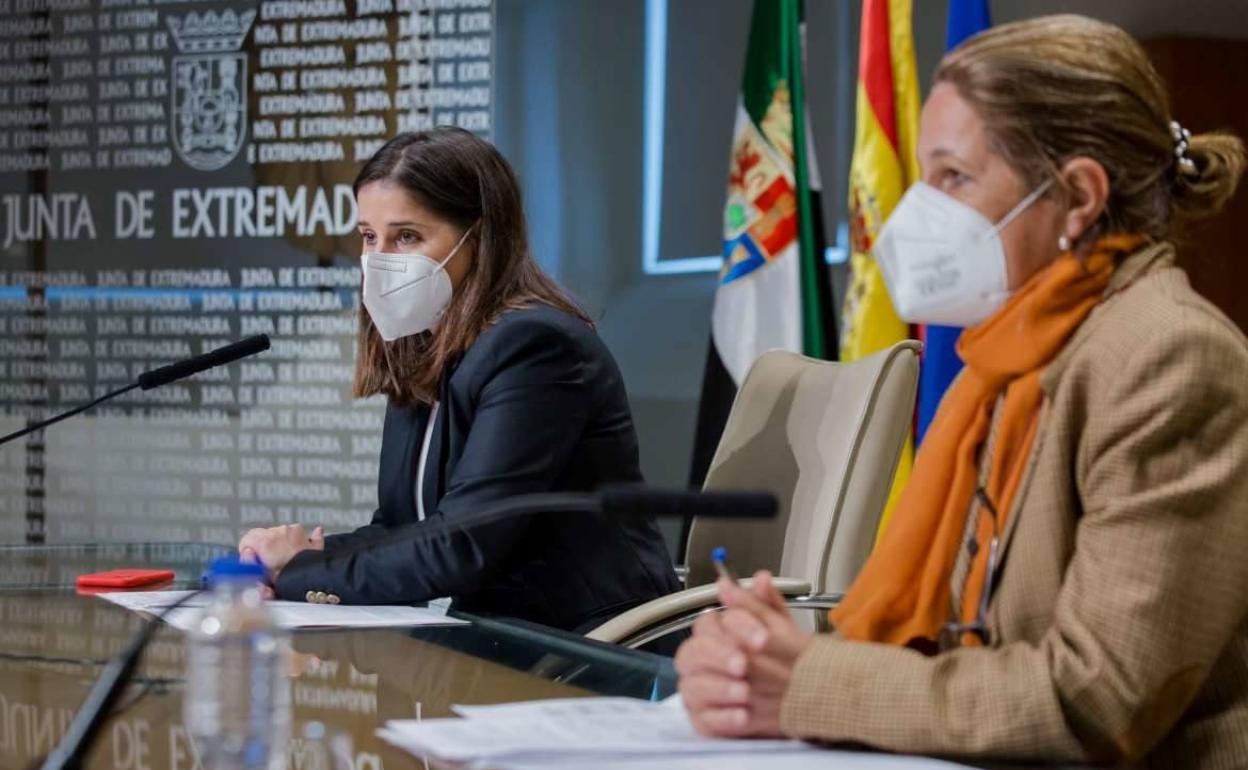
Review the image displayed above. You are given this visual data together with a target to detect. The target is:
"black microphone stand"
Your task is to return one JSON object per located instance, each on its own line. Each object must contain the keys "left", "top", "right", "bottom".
{"left": 0, "top": 383, "right": 138, "bottom": 447}
{"left": 38, "top": 590, "right": 204, "bottom": 770}
{"left": 0, "top": 335, "right": 270, "bottom": 448}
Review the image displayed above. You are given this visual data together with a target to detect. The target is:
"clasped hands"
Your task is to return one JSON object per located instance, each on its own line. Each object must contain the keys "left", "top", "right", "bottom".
{"left": 236, "top": 523, "right": 325, "bottom": 597}
{"left": 675, "top": 570, "right": 814, "bottom": 738}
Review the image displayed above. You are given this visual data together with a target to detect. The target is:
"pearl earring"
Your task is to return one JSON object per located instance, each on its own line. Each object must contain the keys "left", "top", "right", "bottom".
{"left": 1058, "top": 235, "right": 1071, "bottom": 252}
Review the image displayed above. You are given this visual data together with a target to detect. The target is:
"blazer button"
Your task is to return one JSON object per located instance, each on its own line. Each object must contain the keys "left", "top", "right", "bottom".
{"left": 326, "top": 594, "right": 340, "bottom": 605}
{"left": 304, "top": 590, "right": 316, "bottom": 603}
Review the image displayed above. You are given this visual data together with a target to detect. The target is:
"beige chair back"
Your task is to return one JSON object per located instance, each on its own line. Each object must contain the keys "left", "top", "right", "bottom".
{"left": 684, "top": 341, "right": 920, "bottom": 595}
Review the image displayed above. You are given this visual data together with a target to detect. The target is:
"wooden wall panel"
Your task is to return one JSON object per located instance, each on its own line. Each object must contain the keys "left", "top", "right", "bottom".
{"left": 1144, "top": 37, "right": 1248, "bottom": 334}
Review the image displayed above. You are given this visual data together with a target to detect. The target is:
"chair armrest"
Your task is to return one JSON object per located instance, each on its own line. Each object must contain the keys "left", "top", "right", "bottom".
{"left": 787, "top": 592, "right": 843, "bottom": 610}
{"left": 785, "top": 592, "right": 843, "bottom": 633}
{"left": 585, "top": 577, "right": 811, "bottom": 647}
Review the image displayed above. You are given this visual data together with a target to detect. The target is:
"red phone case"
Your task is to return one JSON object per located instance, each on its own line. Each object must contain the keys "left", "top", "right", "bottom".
{"left": 76, "top": 569, "right": 176, "bottom": 589}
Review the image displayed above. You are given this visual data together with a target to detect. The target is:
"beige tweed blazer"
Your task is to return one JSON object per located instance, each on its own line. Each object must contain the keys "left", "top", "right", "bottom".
{"left": 781, "top": 242, "right": 1248, "bottom": 768}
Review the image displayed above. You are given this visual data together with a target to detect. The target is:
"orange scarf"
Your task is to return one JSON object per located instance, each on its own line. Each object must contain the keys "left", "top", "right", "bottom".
{"left": 830, "top": 235, "right": 1144, "bottom": 647}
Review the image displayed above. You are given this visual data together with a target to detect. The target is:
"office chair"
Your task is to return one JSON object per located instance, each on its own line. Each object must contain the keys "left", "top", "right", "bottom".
{"left": 587, "top": 341, "right": 921, "bottom": 648}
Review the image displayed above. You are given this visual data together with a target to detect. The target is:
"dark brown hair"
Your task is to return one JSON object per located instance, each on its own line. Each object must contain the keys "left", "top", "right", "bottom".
{"left": 935, "top": 14, "right": 1244, "bottom": 249}
{"left": 352, "top": 128, "right": 589, "bottom": 405}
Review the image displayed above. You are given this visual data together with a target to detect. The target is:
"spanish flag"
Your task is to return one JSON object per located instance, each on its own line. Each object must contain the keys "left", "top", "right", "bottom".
{"left": 839, "top": 0, "right": 921, "bottom": 533}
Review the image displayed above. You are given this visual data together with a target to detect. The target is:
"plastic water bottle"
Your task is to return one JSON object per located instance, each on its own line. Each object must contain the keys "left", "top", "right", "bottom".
{"left": 184, "top": 555, "right": 291, "bottom": 770}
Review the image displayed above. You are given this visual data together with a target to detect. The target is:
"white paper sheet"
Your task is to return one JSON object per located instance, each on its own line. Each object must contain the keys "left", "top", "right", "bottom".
{"left": 497, "top": 752, "right": 975, "bottom": 770}
{"left": 380, "top": 695, "right": 804, "bottom": 764}
{"left": 96, "top": 590, "right": 468, "bottom": 630}
{"left": 380, "top": 695, "right": 978, "bottom": 770}
{"left": 95, "top": 589, "right": 208, "bottom": 612}
{"left": 451, "top": 696, "right": 679, "bottom": 721}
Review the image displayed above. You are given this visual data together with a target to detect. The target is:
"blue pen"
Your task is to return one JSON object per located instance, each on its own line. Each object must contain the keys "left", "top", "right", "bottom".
{"left": 711, "top": 547, "right": 739, "bottom": 583}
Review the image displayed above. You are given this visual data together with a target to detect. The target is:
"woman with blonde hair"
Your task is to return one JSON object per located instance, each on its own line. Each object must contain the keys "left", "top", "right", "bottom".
{"left": 676, "top": 14, "right": 1248, "bottom": 767}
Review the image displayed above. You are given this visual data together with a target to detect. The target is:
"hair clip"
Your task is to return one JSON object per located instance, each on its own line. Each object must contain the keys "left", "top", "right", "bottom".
{"left": 1169, "top": 120, "right": 1197, "bottom": 174}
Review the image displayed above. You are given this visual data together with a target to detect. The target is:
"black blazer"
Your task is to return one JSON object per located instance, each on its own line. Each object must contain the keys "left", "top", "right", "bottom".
{"left": 275, "top": 305, "right": 680, "bottom": 631}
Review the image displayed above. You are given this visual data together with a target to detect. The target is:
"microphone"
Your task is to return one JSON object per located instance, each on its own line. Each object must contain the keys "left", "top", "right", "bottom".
{"left": 383, "top": 487, "right": 777, "bottom": 538}
{"left": 598, "top": 486, "right": 776, "bottom": 521}
{"left": 0, "top": 335, "right": 271, "bottom": 447}
{"left": 136, "top": 334, "right": 270, "bottom": 390}
{"left": 39, "top": 589, "right": 205, "bottom": 770}
{"left": 287, "top": 487, "right": 778, "bottom": 571}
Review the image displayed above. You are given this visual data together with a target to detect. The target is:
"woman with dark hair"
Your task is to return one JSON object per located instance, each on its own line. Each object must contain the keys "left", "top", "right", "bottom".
{"left": 239, "top": 128, "right": 680, "bottom": 632}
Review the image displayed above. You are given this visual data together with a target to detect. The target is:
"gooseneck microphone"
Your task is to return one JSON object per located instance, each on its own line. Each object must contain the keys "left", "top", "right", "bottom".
{"left": 135, "top": 333, "right": 270, "bottom": 390}
{"left": 39, "top": 590, "right": 205, "bottom": 770}
{"left": 314, "top": 487, "right": 777, "bottom": 547}
{"left": 599, "top": 487, "right": 776, "bottom": 521}
{"left": 277, "top": 486, "right": 779, "bottom": 590}
{"left": 0, "top": 334, "right": 271, "bottom": 447}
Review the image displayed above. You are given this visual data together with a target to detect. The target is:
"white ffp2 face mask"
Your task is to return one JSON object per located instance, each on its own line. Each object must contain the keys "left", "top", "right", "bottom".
{"left": 361, "top": 225, "right": 474, "bottom": 342}
{"left": 874, "top": 180, "right": 1053, "bottom": 327}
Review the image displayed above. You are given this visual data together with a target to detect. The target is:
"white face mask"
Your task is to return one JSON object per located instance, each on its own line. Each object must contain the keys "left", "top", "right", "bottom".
{"left": 874, "top": 179, "right": 1053, "bottom": 327}
{"left": 361, "top": 225, "right": 474, "bottom": 342}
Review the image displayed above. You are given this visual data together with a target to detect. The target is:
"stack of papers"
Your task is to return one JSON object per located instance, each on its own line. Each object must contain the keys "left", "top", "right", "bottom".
{"left": 378, "top": 696, "right": 975, "bottom": 770}
{"left": 96, "top": 589, "right": 468, "bottom": 630}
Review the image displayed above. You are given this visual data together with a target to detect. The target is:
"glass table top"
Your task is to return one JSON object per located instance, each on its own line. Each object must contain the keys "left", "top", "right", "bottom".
{"left": 0, "top": 542, "right": 677, "bottom": 770}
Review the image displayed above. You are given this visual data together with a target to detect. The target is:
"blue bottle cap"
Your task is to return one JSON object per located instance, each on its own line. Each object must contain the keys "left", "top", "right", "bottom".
{"left": 207, "top": 554, "right": 267, "bottom": 582}
{"left": 711, "top": 546, "right": 728, "bottom": 563}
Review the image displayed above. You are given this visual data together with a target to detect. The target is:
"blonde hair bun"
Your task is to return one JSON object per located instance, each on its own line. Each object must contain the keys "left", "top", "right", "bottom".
{"left": 1173, "top": 130, "right": 1245, "bottom": 222}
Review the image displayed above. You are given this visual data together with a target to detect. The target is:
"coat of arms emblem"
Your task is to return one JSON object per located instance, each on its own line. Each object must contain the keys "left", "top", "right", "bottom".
{"left": 721, "top": 82, "right": 798, "bottom": 286}
{"left": 166, "top": 9, "right": 255, "bottom": 171}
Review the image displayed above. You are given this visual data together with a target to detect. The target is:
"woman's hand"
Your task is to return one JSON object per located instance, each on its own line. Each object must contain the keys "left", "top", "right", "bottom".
{"left": 238, "top": 524, "right": 324, "bottom": 578}
{"left": 675, "top": 570, "right": 813, "bottom": 738}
